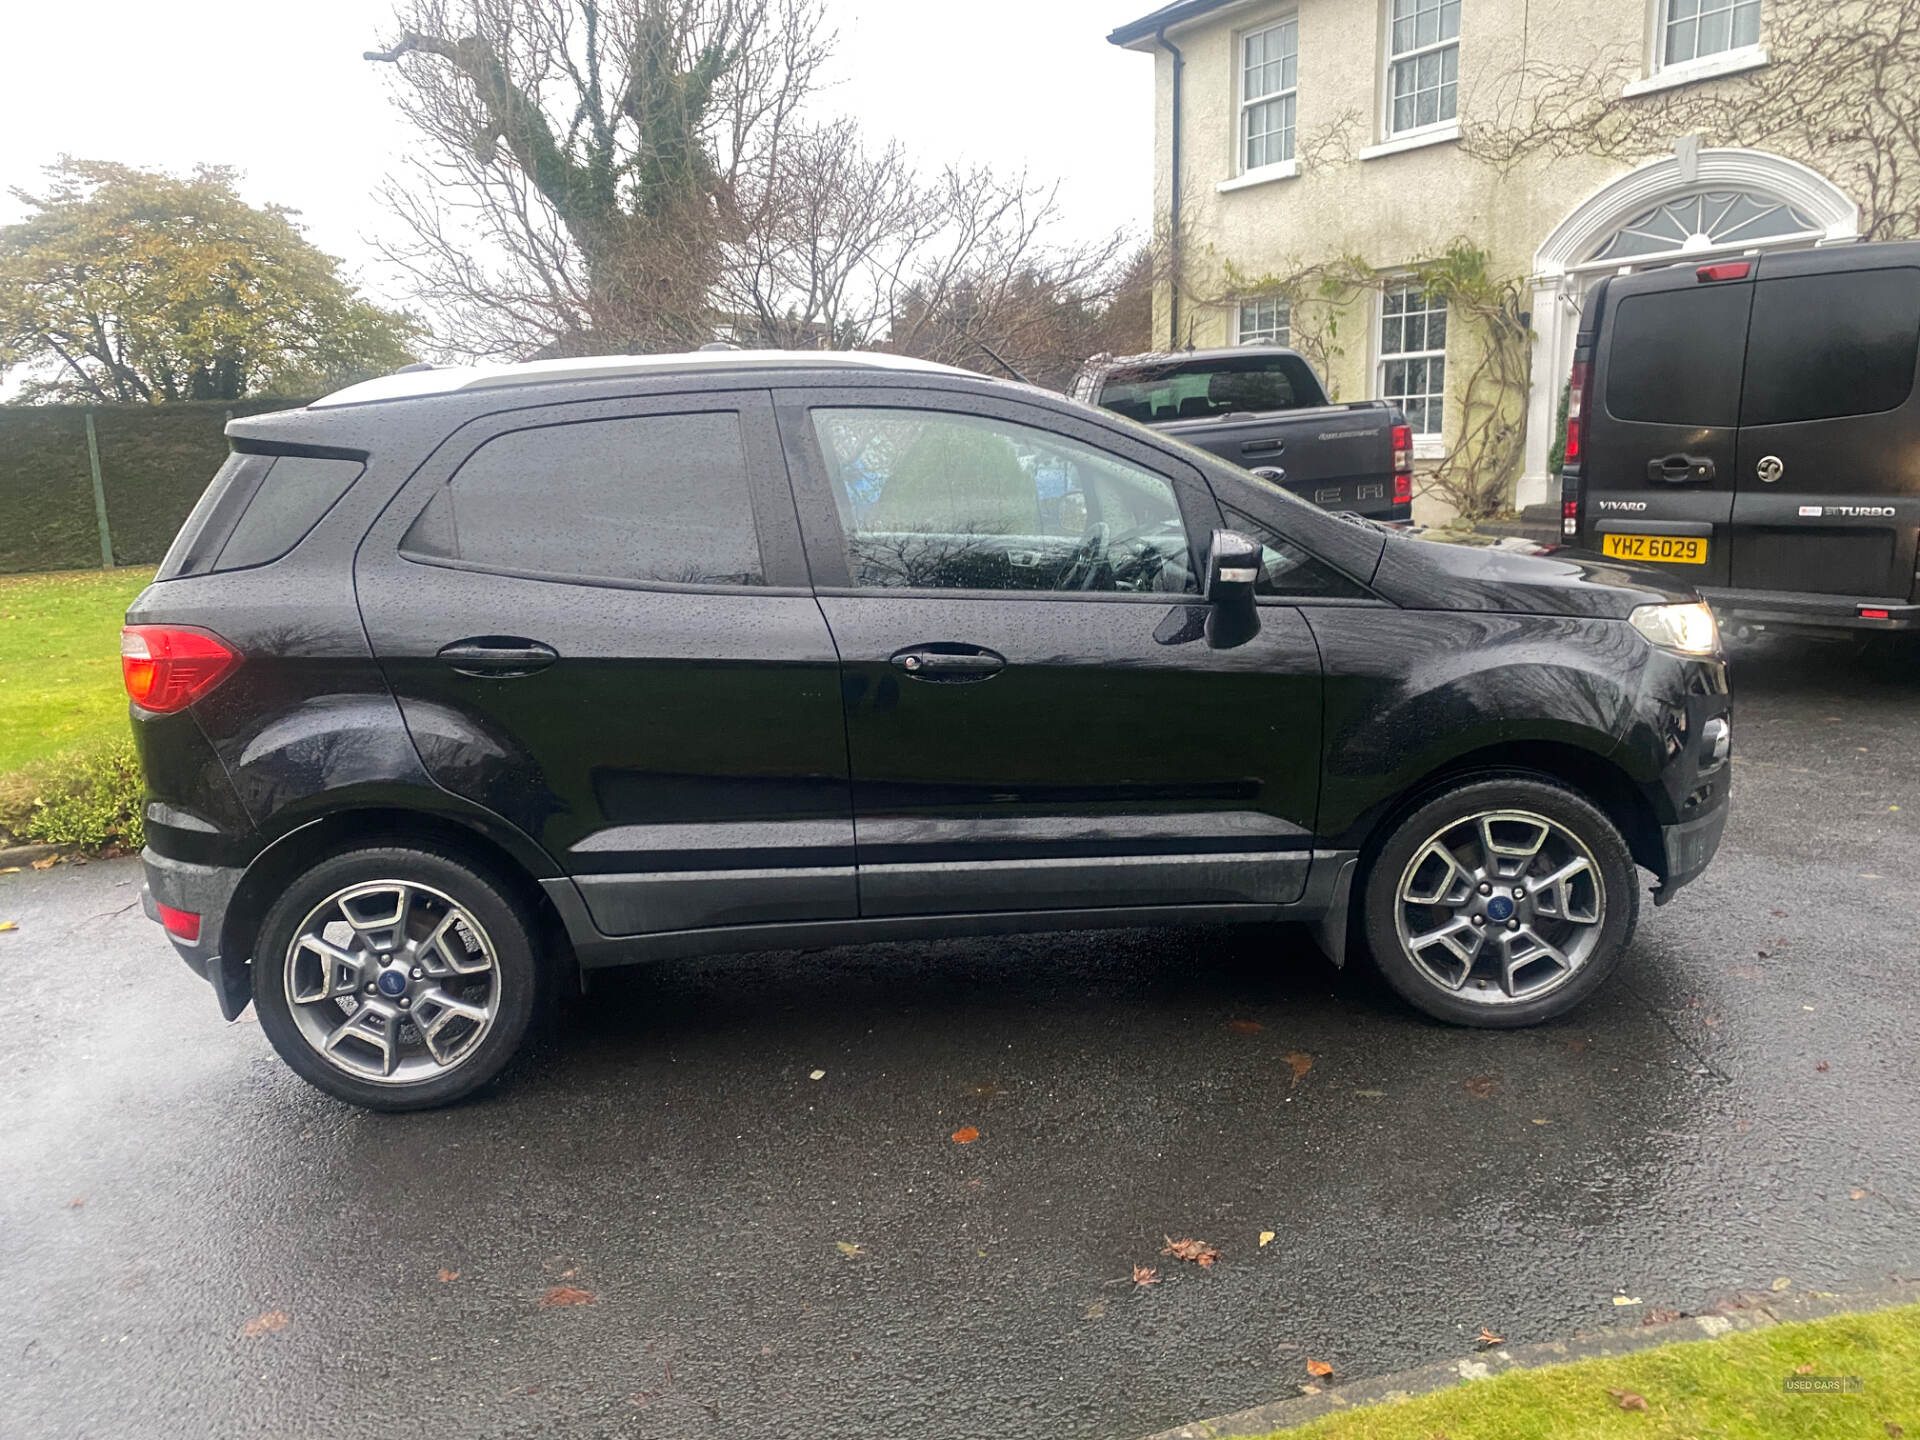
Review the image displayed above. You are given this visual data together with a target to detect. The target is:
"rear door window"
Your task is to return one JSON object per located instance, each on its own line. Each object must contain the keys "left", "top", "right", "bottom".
{"left": 1740, "top": 268, "right": 1920, "bottom": 426}
{"left": 402, "top": 412, "right": 764, "bottom": 587}
{"left": 1604, "top": 285, "right": 1751, "bottom": 425}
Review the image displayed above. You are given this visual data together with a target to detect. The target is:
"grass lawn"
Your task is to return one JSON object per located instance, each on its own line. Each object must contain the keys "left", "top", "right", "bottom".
{"left": 1258, "top": 1303, "right": 1919, "bottom": 1439}
{"left": 0, "top": 567, "right": 153, "bottom": 776}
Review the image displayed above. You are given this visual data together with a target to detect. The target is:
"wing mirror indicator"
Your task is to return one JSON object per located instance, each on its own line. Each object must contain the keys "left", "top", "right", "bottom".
{"left": 1204, "top": 529, "right": 1262, "bottom": 649}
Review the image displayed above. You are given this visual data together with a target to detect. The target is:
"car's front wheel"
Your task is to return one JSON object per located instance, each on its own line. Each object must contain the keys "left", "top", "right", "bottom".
{"left": 251, "top": 845, "right": 541, "bottom": 1110}
{"left": 1360, "top": 776, "right": 1639, "bottom": 1027}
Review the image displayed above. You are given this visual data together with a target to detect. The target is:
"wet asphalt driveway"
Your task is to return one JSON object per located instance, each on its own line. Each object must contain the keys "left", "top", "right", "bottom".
{"left": 3, "top": 634, "right": 1917, "bottom": 1440}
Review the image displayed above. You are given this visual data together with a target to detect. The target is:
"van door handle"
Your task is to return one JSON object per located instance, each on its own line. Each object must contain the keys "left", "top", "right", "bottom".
{"left": 437, "top": 637, "right": 559, "bottom": 677}
{"left": 1241, "top": 438, "right": 1285, "bottom": 456}
{"left": 1647, "top": 453, "right": 1715, "bottom": 484}
{"left": 890, "top": 645, "right": 1006, "bottom": 683}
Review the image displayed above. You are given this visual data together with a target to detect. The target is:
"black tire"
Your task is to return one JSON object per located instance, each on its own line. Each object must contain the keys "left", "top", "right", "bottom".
{"left": 252, "top": 844, "right": 541, "bottom": 1111}
{"left": 1358, "top": 775, "right": 1640, "bottom": 1028}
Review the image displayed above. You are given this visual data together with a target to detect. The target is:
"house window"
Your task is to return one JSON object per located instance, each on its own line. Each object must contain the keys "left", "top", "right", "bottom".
{"left": 1380, "top": 284, "right": 1446, "bottom": 438}
{"left": 1662, "top": 0, "right": 1761, "bottom": 67}
{"left": 1386, "top": 0, "right": 1460, "bottom": 136}
{"left": 1238, "top": 297, "right": 1291, "bottom": 345}
{"left": 1242, "top": 19, "right": 1298, "bottom": 170}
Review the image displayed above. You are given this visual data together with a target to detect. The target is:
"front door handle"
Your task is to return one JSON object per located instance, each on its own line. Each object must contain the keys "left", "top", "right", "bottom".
{"left": 437, "top": 636, "right": 559, "bottom": 678}
{"left": 1647, "top": 453, "right": 1715, "bottom": 484}
{"left": 889, "top": 645, "right": 1006, "bottom": 683}
{"left": 1241, "top": 438, "right": 1285, "bottom": 456}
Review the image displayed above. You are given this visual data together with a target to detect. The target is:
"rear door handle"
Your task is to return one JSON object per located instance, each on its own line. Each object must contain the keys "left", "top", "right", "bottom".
{"left": 889, "top": 645, "right": 1006, "bottom": 683}
{"left": 1647, "top": 453, "right": 1715, "bottom": 484}
{"left": 1241, "top": 438, "right": 1285, "bottom": 456}
{"left": 437, "top": 636, "right": 559, "bottom": 678}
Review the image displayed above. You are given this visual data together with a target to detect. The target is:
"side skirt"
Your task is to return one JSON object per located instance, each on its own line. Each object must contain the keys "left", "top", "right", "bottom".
{"left": 542, "top": 848, "right": 1361, "bottom": 974}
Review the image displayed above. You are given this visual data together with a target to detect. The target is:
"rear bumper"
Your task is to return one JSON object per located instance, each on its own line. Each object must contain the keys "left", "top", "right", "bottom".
{"left": 1701, "top": 587, "right": 1920, "bottom": 633}
{"left": 141, "top": 848, "right": 250, "bottom": 1019}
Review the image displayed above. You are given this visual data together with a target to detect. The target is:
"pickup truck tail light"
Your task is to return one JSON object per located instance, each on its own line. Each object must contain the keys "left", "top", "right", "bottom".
{"left": 121, "top": 626, "right": 241, "bottom": 713}
{"left": 1391, "top": 423, "right": 1413, "bottom": 504}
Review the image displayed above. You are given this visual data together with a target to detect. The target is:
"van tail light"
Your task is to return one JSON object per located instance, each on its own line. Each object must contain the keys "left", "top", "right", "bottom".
{"left": 121, "top": 626, "right": 240, "bottom": 713}
{"left": 1696, "top": 260, "right": 1752, "bottom": 283}
{"left": 1391, "top": 423, "right": 1414, "bottom": 503}
{"left": 1564, "top": 359, "right": 1589, "bottom": 466}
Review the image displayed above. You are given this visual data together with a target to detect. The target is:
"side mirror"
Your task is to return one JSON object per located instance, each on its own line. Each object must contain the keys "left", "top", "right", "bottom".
{"left": 1204, "top": 528, "right": 1262, "bottom": 649}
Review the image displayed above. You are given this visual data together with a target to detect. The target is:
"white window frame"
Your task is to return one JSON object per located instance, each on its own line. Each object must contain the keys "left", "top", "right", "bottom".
{"left": 1376, "top": 281, "right": 1448, "bottom": 451}
{"left": 1236, "top": 16, "right": 1300, "bottom": 182}
{"left": 1381, "top": 0, "right": 1460, "bottom": 142}
{"left": 1237, "top": 297, "right": 1292, "bottom": 346}
{"left": 1624, "top": 0, "right": 1767, "bottom": 96}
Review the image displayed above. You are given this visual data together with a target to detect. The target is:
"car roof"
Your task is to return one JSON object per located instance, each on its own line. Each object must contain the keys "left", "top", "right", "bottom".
{"left": 311, "top": 349, "right": 976, "bottom": 409}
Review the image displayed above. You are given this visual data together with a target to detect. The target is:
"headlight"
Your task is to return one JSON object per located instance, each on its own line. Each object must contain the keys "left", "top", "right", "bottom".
{"left": 1629, "top": 602, "right": 1718, "bottom": 656}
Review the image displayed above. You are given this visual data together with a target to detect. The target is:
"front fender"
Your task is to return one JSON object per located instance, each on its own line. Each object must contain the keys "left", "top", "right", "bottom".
{"left": 1304, "top": 608, "right": 1648, "bottom": 847}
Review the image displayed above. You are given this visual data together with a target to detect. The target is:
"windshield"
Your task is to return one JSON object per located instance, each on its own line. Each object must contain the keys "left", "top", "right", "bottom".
{"left": 1095, "top": 352, "right": 1323, "bottom": 423}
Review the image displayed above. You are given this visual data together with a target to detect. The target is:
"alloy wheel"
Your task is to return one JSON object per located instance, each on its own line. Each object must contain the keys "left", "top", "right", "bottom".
{"left": 1392, "top": 809, "right": 1607, "bottom": 1005}
{"left": 282, "top": 880, "right": 500, "bottom": 1084}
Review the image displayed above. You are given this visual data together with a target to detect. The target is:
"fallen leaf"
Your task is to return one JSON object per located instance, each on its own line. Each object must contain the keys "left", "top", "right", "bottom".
{"left": 1643, "top": 1308, "right": 1682, "bottom": 1325}
{"left": 1299, "top": 1382, "right": 1321, "bottom": 1395}
{"left": 1306, "top": 1358, "right": 1333, "bottom": 1378}
{"left": 835, "top": 1241, "right": 864, "bottom": 1258}
{"left": 1771, "top": 908, "right": 1788, "bottom": 917}
{"left": 1132, "top": 1265, "right": 1159, "bottom": 1288}
{"left": 1354, "top": 1088, "right": 1386, "bottom": 1098}
{"left": 950, "top": 1126, "right": 979, "bottom": 1145}
{"left": 1851, "top": 1189, "right": 1868, "bottom": 1200}
{"left": 1613, "top": 1295, "right": 1642, "bottom": 1306}
{"left": 969, "top": 1082, "right": 998, "bottom": 1098}
{"left": 1608, "top": 1388, "right": 1648, "bottom": 1412}
{"left": 1701, "top": 1015, "right": 1719, "bottom": 1028}
{"left": 32, "top": 855, "right": 58, "bottom": 870}
{"left": 1886, "top": 1423, "right": 1904, "bottom": 1437}
{"left": 1162, "top": 1236, "right": 1221, "bottom": 1268}
{"left": 540, "top": 1286, "right": 595, "bottom": 1307}
{"left": 1476, "top": 1326, "right": 1504, "bottom": 1347}
{"left": 808, "top": 1069, "right": 826, "bottom": 1081}
{"left": 1566, "top": 1038, "right": 1588, "bottom": 1052}
{"left": 243, "top": 1310, "right": 289, "bottom": 1338}
{"left": 1771, "top": 1276, "right": 1791, "bottom": 1292}
{"left": 1083, "top": 1299, "right": 1107, "bottom": 1320}
{"left": 438, "top": 1269, "right": 460, "bottom": 1282}
{"left": 1795, "top": 1363, "right": 1816, "bottom": 1374}
{"left": 1816, "top": 1061, "right": 1830, "bottom": 1072}
{"left": 1531, "top": 1117, "right": 1550, "bottom": 1126}
{"left": 1284, "top": 1052, "right": 1313, "bottom": 1087}
{"left": 1228, "top": 1019, "right": 1264, "bottom": 1032}
{"left": 1259, "top": 1231, "right": 1275, "bottom": 1248}
{"left": 0, "top": 921, "right": 17, "bottom": 932}
{"left": 1463, "top": 1075, "right": 1499, "bottom": 1099}
{"left": 0, "top": 866, "right": 21, "bottom": 875}
{"left": 66, "top": 1196, "right": 84, "bottom": 1208}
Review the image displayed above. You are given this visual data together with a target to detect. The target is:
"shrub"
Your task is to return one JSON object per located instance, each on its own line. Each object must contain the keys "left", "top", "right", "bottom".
{"left": 0, "top": 739, "right": 145, "bottom": 854}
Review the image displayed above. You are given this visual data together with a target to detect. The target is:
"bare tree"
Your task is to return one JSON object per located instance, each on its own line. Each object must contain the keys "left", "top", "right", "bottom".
{"left": 365, "top": 0, "right": 832, "bottom": 356}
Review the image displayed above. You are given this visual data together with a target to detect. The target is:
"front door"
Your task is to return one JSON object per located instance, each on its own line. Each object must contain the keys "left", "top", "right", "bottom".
{"left": 1730, "top": 256, "right": 1920, "bottom": 600}
{"left": 1584, "top": 267, "right": 1752, "bottom": 587}
{"left": 355, "top": 391, "right": 856, "bottom": 937}
{"left": 775, "top": 388, "right": 1324, "bottom": 919}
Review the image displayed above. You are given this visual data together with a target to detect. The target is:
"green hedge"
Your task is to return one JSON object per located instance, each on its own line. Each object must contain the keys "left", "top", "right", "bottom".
{"left": 0, "top": 398, "right": 314, "bottom": 574}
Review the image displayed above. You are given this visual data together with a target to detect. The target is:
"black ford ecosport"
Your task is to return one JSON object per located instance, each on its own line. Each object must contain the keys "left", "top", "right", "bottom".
{"left": 129, "top": 352, "right": 1732, "bottom": 1110}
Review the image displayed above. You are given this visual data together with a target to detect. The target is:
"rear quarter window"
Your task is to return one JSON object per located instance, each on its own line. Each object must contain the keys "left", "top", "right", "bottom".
{"left": 214, "top": 457, "right": 364, "bottom": 571}
{"left": 1740, "top": 268, "right": 1920, "bottom": 426}
{"left": 1604, "top": 285, "right": 1751, "bottom": 426}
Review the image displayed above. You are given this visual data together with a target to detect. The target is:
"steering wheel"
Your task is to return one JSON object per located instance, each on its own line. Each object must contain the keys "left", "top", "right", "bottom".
{"left": 1054, "top": 521, "right": 1111, "bottom": 591}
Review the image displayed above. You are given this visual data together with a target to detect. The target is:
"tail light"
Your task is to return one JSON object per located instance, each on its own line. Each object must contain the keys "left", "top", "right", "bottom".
{"left": 121, "top": 626, "right": 240, "bottom": 713}
{"left": 1564, "top": 359, "right": 1588, "bottom": 466}
{"left": 1391, "top": 423, "right": 1414, "bottom": 504}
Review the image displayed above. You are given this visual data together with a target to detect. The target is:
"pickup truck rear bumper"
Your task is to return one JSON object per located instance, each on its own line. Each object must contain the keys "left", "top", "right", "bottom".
{"left": 1699, "top": 587, "right": 1920, "bottom": 634}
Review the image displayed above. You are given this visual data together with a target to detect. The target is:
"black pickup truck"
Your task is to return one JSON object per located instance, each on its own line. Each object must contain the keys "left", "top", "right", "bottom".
{"left": 1070, "top": 347, "right": 1414, "bottom": 523}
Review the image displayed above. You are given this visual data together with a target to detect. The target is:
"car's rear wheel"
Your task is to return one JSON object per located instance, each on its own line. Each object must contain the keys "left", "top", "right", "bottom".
{"left": 1360, "top": 776, "right": 1639, "bottom": 1028}
{"left": 252, "top": 845, "right": 540, "bottom": 1110}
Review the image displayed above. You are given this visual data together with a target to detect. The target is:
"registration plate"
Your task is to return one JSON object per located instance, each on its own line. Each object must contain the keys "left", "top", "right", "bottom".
{"left": 1601, "top": 533, "right": 1708, "bottom": 565}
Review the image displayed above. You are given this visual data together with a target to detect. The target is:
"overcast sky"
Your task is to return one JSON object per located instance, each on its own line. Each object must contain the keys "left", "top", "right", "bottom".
{"left": 0, "top": 0, "right": 1155, "bottom": 312}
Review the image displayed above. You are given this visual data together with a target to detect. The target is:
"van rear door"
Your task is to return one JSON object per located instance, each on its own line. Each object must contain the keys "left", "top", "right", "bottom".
{"left": 1729, "top": 255, "right": 1920, "bottom": 604}
{"left": 1583, "top": 266, "right": 1753, "bottom": 588}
